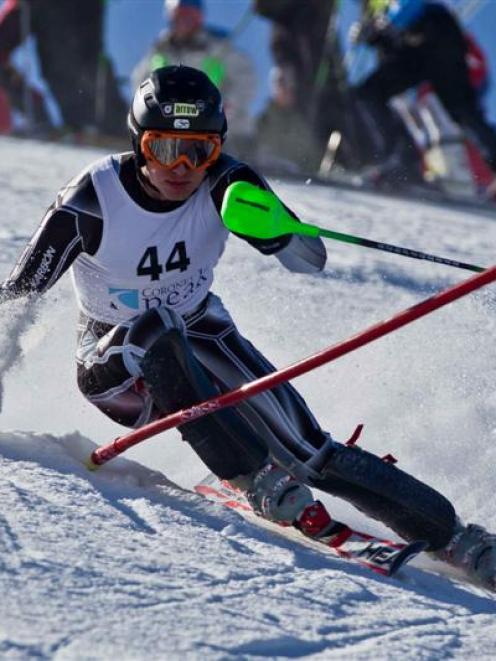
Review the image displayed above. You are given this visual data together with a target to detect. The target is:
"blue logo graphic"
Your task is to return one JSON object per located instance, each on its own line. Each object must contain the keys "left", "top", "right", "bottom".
{"left": 109, "top": 287, "right": 140, "bottom": 309}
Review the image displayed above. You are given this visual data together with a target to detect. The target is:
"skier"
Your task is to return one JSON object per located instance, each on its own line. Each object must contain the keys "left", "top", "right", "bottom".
{"left": 2, "top": 65, "right": 495, "bottom": 590}
{"left": 350, "top": 0, "right": 496, "bottom": 188}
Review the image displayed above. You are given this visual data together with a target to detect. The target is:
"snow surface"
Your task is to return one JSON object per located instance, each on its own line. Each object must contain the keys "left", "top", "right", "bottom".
{"left": 1, "top": 136, "right": 496, "bottom": 659}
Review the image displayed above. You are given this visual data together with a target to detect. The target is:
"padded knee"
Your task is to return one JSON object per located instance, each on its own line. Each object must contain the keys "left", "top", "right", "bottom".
{"left": 122, "top": 307, "right": 186, "bottom": 377}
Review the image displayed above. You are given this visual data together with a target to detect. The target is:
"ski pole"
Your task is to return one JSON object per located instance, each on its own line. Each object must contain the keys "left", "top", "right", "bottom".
{"left": 88, "top": 263, "right": 496, "bottom": 470}
{"left": 221, "top": 182, "right": 485, "bottom": 274}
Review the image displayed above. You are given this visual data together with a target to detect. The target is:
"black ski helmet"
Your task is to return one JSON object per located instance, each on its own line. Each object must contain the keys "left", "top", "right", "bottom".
{"left": 128, "top": 65, "right": 228, "bottom": 164}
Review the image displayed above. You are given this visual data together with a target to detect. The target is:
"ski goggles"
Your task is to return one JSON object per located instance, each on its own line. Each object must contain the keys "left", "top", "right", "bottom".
{"left": 140, "top": 130, "right": 222, "bottom": 171}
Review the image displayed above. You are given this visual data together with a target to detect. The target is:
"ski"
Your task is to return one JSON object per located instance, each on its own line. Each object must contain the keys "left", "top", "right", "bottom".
{"left": 195, "top": 474, "right": 428, "bottom": 578}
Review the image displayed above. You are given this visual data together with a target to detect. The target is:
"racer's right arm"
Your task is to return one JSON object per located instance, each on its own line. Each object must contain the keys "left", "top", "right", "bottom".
{"left": 210, "top": 155, "right": 327, "bottom": 273}
{"left": 0, "top": 171, "right": 103, "bottom": 303}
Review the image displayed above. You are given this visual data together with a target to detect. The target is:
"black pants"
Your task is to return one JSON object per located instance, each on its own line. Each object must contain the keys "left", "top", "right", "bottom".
{"left": 0, "top": 0, "right": 126, "bottom": 134}
{"left": 77, "top": 294, "right": 330, "bottom": 476}
{"left": 354, "top": 43, "right": 496, "bottom": 170}
{"left": 76, "top": 294, "right": 457, "bottom": 548}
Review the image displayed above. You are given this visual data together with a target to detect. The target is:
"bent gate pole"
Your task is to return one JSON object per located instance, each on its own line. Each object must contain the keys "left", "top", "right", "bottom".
{"left": 88, "top": 265, "right": 496, "bottom": 469}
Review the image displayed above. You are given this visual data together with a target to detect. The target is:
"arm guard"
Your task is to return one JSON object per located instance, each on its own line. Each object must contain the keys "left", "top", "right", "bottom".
{"left": 275, "top": 234, "right": 327, "bottom": 274}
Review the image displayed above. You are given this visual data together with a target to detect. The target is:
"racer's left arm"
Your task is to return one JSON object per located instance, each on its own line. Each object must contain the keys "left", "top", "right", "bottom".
{"left": 210, "top": 157, "right": 326, "bottom": 273}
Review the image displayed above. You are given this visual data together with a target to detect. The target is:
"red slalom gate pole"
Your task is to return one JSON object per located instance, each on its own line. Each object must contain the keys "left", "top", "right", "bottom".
{"left": 88, "top": 265, "right": 496, "bottom": 470}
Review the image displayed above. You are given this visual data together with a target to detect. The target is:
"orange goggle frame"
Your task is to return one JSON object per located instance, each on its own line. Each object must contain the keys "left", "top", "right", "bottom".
{"left": 140, "top": 130, "right": 222, "bottom": 171}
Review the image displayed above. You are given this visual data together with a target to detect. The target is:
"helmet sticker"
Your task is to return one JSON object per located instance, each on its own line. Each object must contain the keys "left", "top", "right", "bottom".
{"left": 131, "top": 67, "right": 227, "bottom": 138}
{"left": 174, "top": 118, "right": 191, "bottom": 129}
{"left": 173, "top": 103, "right": 200, "bottom": 116}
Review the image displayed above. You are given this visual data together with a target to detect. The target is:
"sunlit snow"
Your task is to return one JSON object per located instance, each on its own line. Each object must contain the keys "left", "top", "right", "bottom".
{"left": 1, "top": 137, "right": 496, "bottom": 659}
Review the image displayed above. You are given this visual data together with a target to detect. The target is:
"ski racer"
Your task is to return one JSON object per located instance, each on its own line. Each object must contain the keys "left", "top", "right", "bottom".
{"left": 350, "top": 0, "right": 496, "bottom": 187}
{"left": 2, "top": 65, "right": 496, "bottom": 591}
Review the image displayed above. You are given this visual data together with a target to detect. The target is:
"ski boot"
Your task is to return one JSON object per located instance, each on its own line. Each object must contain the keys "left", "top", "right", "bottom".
{"left": 433, "top": 521, "right": 496, "bottom": 591}
{"left": 294, "top": 500, "right": 349, "bottom": 539}
{"left": 231, "top": 462, "right": 315, "bottom": 524}
{"left": 231, "top": 462, "right": 342, "bottom": 537}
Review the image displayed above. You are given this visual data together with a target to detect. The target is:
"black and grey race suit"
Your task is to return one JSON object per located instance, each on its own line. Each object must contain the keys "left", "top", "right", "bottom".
{"left": 1, "top": 152, "right": 329, "bottom": 477}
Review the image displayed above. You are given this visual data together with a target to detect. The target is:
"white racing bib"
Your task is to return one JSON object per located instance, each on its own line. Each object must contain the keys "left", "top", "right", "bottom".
{"left": 71, "top": 156, "right": 229, "bottom": 324}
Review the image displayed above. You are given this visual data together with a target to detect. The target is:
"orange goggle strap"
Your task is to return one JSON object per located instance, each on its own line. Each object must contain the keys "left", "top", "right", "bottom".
{"left": 140, "top": 130, "right": 222, "bottom": 170}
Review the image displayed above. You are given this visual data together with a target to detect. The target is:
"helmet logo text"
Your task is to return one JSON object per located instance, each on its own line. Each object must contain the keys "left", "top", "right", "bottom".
{"left": 173, "top": 103, "right": 200, "bottom": 117}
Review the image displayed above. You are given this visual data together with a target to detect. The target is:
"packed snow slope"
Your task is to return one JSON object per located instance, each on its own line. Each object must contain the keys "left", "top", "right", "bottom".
{"left": 1, "top": 137, "right": 496, "bottom": 659}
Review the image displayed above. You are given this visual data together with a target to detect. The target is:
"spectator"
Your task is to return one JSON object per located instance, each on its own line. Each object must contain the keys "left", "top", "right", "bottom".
{"left": 0, "top": 60, "right": 49, "bottom": 134}
{"left": 351, "top": 0, "right": 496, "bottom": 187}
{"left": 132, "top": 0, "right": 257, "bottom": 159}
{"left": 255, "top": 65, "right": 321, "bottom": 174}
{"left": 0, "top": 0, "right": 49, "bottom": 133}
{"left": 253, "top": 0, "right": 351, "bottom": 166}
{"left": 0, "top": 0, "right": 127, "bottom": 138}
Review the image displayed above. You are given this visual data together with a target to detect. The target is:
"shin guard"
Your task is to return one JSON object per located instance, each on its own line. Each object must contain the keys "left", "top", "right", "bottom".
{"left": 313, "top": 443, "right": 456, "bottom": 551}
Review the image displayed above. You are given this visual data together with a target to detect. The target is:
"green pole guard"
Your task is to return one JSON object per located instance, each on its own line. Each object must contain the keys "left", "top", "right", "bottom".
{"left": 221, "top": 181, "right": 320, "bottom": 239}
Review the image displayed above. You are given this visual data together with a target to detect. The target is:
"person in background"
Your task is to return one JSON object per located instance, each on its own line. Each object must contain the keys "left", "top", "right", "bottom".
{"left": 132, "top": 0, "right": 257, "bottom": 159}
{"left": 350, "top": 0, "right": 496, "bottom": 188}
{"left": 0, "top": 0, "right": 49, "bottom": 133}
{"left": 0, "top": 0, "right": 127, "bottom": 139}
{"left": 0, "top": 61, "right": 49, "bottom": 134}
{"left": 255, "top": 65, "right": 322, "bottom": 174}
{"left": 253, "top": 0, "right": 353, "bottom": 169}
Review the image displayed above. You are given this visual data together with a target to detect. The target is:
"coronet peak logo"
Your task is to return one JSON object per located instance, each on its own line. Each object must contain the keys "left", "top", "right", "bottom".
{"left": 108, "top": 287, "right": 139, "bottom": 310}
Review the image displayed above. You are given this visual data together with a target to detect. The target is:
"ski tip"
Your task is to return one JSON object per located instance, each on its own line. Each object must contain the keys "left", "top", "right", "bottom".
{"left": 389, "top": 540, "right": 429, "bottom": 576}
